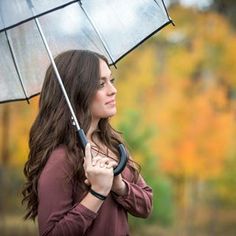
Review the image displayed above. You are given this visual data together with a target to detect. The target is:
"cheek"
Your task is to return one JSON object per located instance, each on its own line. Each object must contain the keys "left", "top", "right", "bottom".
{"left": 90, "top": 93, "right": 104, "bottom": 113}
{"left": 92, "top": 92, "right": 103, "bottom": 106}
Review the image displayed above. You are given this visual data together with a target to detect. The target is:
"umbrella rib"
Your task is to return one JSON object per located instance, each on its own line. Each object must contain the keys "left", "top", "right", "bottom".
{"left": 112, "top": 20, "right": 172, "bottom": 65}
{"left": 0, "top": 0, "right": 80, "bottom": 33}
{"left": 157, "top": 0, "right": 175, "bottom": 26}
{"left": 4, "top": 31, "right": 30, "bottom": 104}
{"left": 0, "top": 12, "right": 30, "bottom": 103}
{"left": 0, "top": 93, "right": 40, "bottom": 104}
{"left": 78, "top": 2, "right": 117, "bottom": 68}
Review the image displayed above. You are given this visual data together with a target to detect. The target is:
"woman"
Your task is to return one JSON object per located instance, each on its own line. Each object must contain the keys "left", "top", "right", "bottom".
{"left": 22, "top": 50, "right": 152, "bottom": 236}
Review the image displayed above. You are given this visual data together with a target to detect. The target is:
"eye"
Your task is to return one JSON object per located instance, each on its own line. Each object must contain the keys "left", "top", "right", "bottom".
{"left": 110, "top": 78, "right": 116, "bottom": 84}
{"left": 98, "top": 81, "right": 105, "bottom": 89}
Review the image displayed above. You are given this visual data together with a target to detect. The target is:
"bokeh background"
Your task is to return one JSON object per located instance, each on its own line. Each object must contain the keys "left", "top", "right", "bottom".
{"left": 0, "top": 0, "right": 236, "bottom": 235}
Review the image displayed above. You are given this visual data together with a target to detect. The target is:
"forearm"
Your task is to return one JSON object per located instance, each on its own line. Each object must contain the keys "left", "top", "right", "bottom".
{"left": 111, "top": 179, "right": 128, "bottom": 196}
{"left": 112, "top": 179, "right": 153, "bottom": 218}
{"left": 40, "top": 202, "right": 97, "bottom": 236}
{"left": 41, "top": 191, "right": 107, "bottom": 236}
{"left": 80, "top": 191, "right": 105, "bottom": 213}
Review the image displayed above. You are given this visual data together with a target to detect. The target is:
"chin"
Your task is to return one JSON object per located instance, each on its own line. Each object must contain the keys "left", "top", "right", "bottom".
{"left": 95, "top": 107, "right": 117, "bottom": 119}
{"left": 104, "top": 109, "right": 117, "bottom": 118}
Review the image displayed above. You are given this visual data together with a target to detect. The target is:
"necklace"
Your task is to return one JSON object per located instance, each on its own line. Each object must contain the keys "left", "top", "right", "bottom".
{"left": 90, "top": 145, "right": 117, "bottom": 162}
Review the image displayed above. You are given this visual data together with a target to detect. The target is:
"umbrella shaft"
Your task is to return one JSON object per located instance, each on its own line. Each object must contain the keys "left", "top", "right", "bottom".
{"left": 28, "top": 5, "right": 81, "bottom": 131}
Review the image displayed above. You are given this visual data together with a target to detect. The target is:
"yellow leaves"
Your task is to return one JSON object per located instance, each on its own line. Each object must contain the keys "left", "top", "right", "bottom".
{"left": 220, "top": 34, "right": 236, "bottom": 87}
{"left": 0, "top": 97, "right": 39, "bottom": 167}
{"left": 155, "top": 83, "right": 234, "bottom": 179}
{"left": 167, "top": 6, "right": 236, "bottom": 91}
{"left": 113, "top": 34, "right": 234, "bottom": 180}
{"left": 113, "top": 45, "right": 157, "bottom": 120}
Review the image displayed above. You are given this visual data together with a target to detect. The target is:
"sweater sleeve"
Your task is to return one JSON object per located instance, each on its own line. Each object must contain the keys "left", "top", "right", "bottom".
{"left": 111, "top": 168, "right": 153, "bottom": 218}
{"left": 37, "top": 147, "right": 97, "bottom": 236}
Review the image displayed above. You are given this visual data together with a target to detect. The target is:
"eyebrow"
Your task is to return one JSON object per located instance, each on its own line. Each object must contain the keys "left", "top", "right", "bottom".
{"left": 100, "top": 74, "right": 112, "bottom": 80}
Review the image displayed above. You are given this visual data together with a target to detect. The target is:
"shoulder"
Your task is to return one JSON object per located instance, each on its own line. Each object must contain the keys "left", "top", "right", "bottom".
{"left": 40, "top": 145, "right": 72, "bottom": 180}
{"left": 47, "top": 145, "right": 70, "bottom": 167}
{"left": 47, "top": 145, "right": 68, "bottom": 164}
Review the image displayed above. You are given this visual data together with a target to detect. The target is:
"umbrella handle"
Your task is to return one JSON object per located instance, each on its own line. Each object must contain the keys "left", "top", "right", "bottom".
{"left": 77, "top": 129, "right": 128, "bottom": 176}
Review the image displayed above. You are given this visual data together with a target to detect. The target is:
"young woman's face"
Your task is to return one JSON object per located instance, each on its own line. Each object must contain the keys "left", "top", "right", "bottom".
{"left": 90, "top": 59, "right": 117, "bottom": 120}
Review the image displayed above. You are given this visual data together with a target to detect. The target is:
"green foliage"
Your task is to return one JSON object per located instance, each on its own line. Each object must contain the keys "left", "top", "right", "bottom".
{"left": 117, "top": 110, "right": 174, "bottom": 226}
{"left": 149, "top": 176, "right": 174, "bottom": 226}
{"left": 117, "top": 110, "right": 155, "bottom": 153}
{"left": 0, "top": 166, "right": 25, "bottom": 214}
{"left": 210, "top": 150, "right": 236, "bottom": 207}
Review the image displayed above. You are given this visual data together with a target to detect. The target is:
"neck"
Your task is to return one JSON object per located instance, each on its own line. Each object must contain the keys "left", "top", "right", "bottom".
{"left": 87, "top": 117, "right": 100, "bottom": 141}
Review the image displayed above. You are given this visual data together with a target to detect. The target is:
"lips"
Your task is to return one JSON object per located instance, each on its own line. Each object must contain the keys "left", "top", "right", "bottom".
{"left": 105, "top": 99, "right": 116, "bottom": 105}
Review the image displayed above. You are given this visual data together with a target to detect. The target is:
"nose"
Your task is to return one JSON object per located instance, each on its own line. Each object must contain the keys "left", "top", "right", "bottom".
{"left": 107, "top": 82, "right": 117, "bottom": 96}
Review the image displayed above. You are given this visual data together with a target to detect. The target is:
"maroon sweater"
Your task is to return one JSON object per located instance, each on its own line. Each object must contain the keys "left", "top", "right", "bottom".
{"left": 37, "top": 146, "right": 153, "bottom": 236}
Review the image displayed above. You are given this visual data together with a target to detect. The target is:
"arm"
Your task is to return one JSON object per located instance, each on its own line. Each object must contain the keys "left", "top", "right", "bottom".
{"left": 111, "top": 168, "right": 153, "bottom": 218}
{"left": 38, "top": 144, "right": 115, "bottom": 236}
{"left": 37, "top": 147, "right": 102, "bottom": 236}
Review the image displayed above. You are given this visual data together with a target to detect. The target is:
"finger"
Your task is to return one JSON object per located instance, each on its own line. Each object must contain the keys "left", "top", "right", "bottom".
{"left": 106, "top": 161, "right": 118, "bottom": 169}
{"left": 84, "top": 143, "right": 92, "bottom": 166}
{"left": 91, "top": 148, "right": 99, "bottom": 158}
{"left": 98, "top": 157, "right": 111, "bottom": 168}
{"left": 91, "top": 156, "right": 103, "bottom": 166}
{"left": 83, "top": 158, "right": 87, "bottom": 170}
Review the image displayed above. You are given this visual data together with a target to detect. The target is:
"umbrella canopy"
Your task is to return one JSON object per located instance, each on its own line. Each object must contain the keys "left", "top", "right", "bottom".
{"left": 0, "top": 0, "right": 172, "bottom": 175}
{"left": 0, "top": 0, "right": 172, "bottom": 103}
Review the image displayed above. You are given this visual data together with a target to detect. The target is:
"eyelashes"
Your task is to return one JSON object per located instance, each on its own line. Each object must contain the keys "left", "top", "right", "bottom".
{"left": 110, "top": 78, "right": 116, "bottom": 84}
{"left": 98, "top": 78, "right": 116, "bottom": 89}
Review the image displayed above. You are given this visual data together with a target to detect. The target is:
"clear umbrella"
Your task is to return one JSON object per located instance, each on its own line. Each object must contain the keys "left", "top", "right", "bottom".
{"left": 0, "top": 0, "right": 173, "bottom": 174}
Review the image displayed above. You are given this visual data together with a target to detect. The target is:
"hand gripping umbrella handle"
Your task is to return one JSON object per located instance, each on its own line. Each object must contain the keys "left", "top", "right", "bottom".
{"left": 77, "top": 129, "right": 128, "bottom": 176}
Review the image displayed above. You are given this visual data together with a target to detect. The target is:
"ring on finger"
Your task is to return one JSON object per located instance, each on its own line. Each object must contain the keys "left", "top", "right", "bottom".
{"left": 105, "top": 162, "right": 110, "bottom": 168}
{"left": 100, "top": 162, "right": 105, "bottom": 168}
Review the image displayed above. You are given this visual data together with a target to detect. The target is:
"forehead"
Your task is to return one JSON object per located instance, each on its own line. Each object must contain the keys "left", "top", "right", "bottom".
{"left": 99, "top": 59, "right": 111, "bottom": 78}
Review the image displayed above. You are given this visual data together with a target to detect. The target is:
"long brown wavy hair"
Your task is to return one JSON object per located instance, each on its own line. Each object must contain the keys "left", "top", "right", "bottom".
{"left": 22, "top": 50, "right": 140, "bottom": 221}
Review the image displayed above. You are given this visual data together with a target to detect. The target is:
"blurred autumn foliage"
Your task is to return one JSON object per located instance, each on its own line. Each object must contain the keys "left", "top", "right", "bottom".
{"left": 1, "top": 3, "right": 236, "bottom": 236}
{"left": 114, "top": 4, "right": 236, "bottom": 234}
